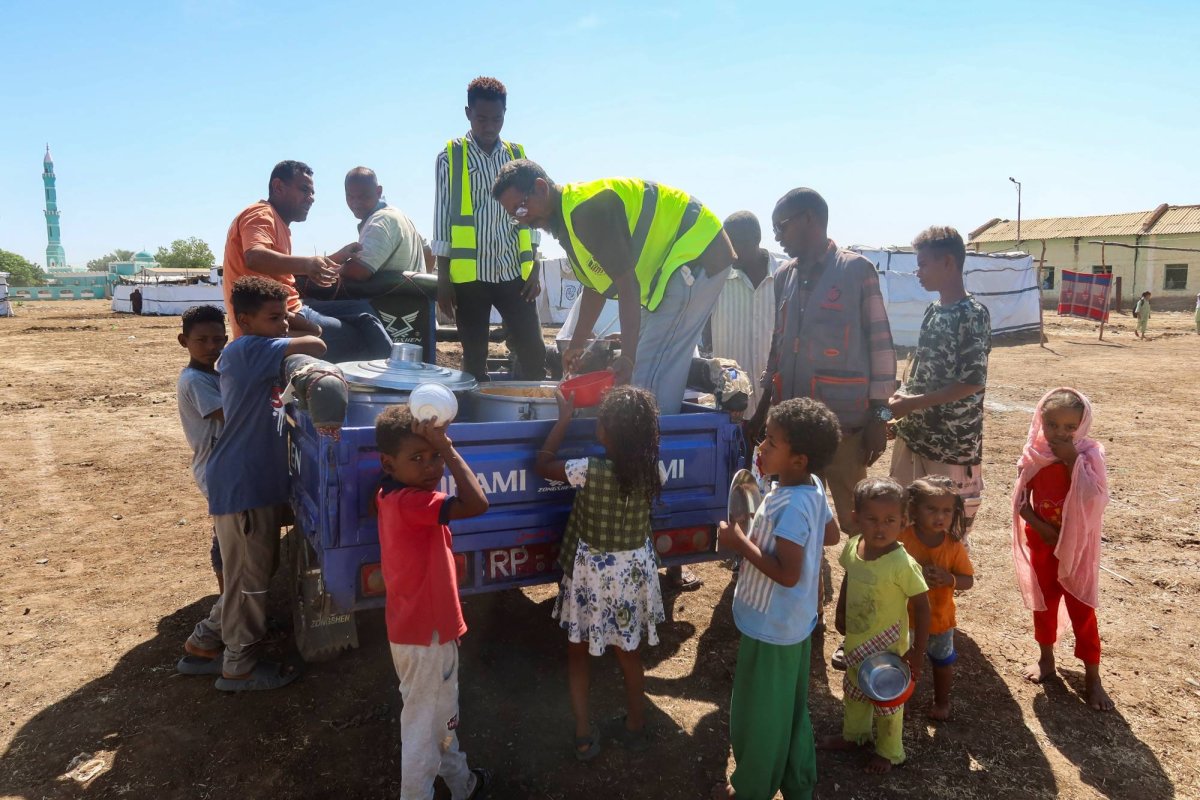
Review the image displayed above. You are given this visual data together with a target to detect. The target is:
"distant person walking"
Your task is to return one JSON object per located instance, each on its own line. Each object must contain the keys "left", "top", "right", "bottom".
{"left": 1133, "top": 291, "right": 1151, "bottom": 338}
{"left": 1194, "top": 291, "right": 1200, "bottom": 334}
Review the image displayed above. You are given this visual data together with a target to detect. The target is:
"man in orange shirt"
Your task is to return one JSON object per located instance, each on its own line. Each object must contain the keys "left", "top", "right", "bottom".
{"left": 223, "top": 160, "right": 393, "bottom": 362}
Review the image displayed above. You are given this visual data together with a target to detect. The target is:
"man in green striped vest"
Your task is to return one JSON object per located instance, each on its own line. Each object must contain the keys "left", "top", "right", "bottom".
{"left": 491, "top": 159, "right": 735, "bottom": 416}
{"left": 433, "top": 77, "right": 545, "bottom": 381}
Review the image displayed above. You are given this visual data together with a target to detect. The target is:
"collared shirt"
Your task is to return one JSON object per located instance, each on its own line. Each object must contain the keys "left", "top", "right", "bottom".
{"left": 709, "top": 251, "right": 787, "bottom": 400}
{"left": 356, "top": 200, "right": 424, "bottom": 276}
{"left": 432, "top": 131, "right": 539, "bottom": 284}
{"left": 763, "top": 240, "right": 896, "bottom": 405}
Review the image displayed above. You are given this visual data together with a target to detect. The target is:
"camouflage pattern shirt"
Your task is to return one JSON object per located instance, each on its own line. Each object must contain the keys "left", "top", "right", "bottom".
{"left": 895, "top": 296, "right": 991, "bottom": 465}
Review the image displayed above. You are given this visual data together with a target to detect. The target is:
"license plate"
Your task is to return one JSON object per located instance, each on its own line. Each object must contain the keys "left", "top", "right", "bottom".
{"left": 485, "top": 542, "right": 561, "bottom": 581}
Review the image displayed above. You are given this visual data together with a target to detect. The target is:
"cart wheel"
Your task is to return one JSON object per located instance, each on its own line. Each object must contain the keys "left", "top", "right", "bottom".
{"left": 290, "top": 530, "right": 358, "bottom": 663}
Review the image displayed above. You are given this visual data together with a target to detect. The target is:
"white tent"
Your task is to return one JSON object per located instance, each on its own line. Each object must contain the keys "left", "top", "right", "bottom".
{"left": 852, "top": 247, "right": 1040, "bottom": 347}
{"left": 112, "top": 281, "right": 224, "bottom": 315}
{"left": 0, "top": 272, "right": 11, "bottom": 317}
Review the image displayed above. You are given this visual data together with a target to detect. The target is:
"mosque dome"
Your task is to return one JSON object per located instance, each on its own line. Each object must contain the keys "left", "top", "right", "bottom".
{"left": 133, "top": 251, "right": 156, "bottom": 262}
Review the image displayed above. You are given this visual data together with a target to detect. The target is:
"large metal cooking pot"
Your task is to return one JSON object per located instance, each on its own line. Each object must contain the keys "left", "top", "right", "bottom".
{"left": 469, "top": 382, "right": 562, "bottom": 422}
{"left": 338, "top": 344, "right": 477, "bottom": 425}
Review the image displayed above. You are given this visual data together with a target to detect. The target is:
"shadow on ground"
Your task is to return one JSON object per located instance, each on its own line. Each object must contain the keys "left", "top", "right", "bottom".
{"left": 0, "top": 576, "right": 729, "bottom": 799}
{"left": 1033, "top": 670, "right": 1174, "bottom": 799}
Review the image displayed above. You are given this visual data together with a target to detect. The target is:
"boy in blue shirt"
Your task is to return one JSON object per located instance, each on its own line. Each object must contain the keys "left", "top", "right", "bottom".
{"left": 714, "top": 398, "right": 843, "bottom": 799}
{"left": 179, "top": 277, "right": 326, "bottom": 691}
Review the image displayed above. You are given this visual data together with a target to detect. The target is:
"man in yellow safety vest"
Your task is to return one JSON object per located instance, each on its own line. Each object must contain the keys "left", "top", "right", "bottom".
{"left": 491, "top": 159, "right": 735, "bottom": 416}
{"left": 432, "top": 76, "right": 545, "bottom": 380}
{"left": 493, "top": 159, "right": 736, "bottom": 592}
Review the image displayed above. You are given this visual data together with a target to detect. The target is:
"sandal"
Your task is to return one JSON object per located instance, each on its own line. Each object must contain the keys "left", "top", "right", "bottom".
{"left": 214, "top": 660, "right": 301, "bottom": 692}
{"left": 573, "top": 726, "right": 601, "bottom": 762}
{"left": 608, "top": 716, "right": 650, "bottom": 752}
{"left": 669, "top": 567, "right": 703, "bottom": 592}
{"left": 178, "top": 640, "right": 223, "bottom": 675}
{"left": 177, "top": 654, "right": 223, "bottom": 675}
{"left": 832, "top": 643, "right": 848, "bottom": 671}
{"left": 466, "top": 767, "right": 492, "bottom": 799}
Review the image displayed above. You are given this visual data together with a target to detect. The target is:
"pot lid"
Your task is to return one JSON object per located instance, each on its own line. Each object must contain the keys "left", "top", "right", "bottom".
{"left": 340, "top": 349, "right": 478, "bottom": 393}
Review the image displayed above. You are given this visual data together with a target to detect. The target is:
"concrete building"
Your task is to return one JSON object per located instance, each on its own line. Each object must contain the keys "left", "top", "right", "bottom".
{"left": 8, "top": 272, "right": 109, "bottom": 301}
{"left": 969, "top": 204, "right": 1200, "bottom": 308}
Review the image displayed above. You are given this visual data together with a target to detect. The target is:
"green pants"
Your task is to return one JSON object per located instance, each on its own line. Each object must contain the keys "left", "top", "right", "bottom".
{"left": 729, "top": 635, "right": 815, "bottom": 800}
{"left": 844, "top": 696, "right": 905, "bottom": 764}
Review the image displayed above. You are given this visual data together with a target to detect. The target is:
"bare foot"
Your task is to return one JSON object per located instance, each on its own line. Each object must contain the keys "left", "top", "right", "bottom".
{"left": 865, "top": 754, "right": 893, "bottom": 774}
{"left": 817, "top": 734, "right": 863, "bottom": 752}
{"left": 1086, "top": 676, "right": 1115, "bottom": 712}
{"left": 710, "top": 782, "right": 736, "bottom": 799}
{"left": 1023, "top": 657, "right": 1055, "bottom": 683}
{"left": 927, "top": 701, "right": 951, "bottom": 721}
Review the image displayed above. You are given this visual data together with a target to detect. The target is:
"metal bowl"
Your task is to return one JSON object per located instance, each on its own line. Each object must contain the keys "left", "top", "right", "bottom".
{"left": 726, "top": 469, "right": 763, "bottom": 526}
{"left": 857, "top": 651, "right": 913, "bottom": 706}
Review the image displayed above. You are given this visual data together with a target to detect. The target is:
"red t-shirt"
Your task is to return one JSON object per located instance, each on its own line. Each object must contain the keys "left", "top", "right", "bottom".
{"left": 1025, "top": 461, "right": 1071, "bottom": 548}
{"left": 376, "top": 480, "right": 466, "bottom": 646}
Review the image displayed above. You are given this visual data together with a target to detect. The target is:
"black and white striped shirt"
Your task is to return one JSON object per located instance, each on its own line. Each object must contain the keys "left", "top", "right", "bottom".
{"left": 432, "top": 131, "right": 539, "bottom": 284}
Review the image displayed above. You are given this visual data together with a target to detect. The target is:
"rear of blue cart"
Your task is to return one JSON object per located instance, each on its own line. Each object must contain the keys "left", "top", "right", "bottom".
{"left": 286, "top": 405, "right": 742, "bottom": 661}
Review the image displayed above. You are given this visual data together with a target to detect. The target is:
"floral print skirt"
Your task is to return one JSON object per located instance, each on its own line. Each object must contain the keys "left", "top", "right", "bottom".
{"left": 552, "top": 538, "right": 666, "bottom": 657}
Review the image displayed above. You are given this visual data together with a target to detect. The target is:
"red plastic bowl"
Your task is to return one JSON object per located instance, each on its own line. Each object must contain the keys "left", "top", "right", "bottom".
{"left": 872, "top": 679, "right": 915, "bottom": 709}
{"left": 561, "top": 371, "right": 615, "bottom": 408}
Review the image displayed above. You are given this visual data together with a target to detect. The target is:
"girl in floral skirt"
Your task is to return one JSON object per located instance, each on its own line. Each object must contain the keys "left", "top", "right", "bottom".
{"left": 535, "top": 385, "right": 666, "bottom": 761}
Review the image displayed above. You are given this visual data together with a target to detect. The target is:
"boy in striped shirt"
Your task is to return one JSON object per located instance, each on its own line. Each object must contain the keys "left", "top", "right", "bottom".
{"left": 713, "top": 398, "right": 843, "bottom": 799}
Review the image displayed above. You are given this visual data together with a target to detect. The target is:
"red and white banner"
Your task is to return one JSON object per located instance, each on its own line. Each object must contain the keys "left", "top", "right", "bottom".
{"left": 1057, "top": 270, "right": 1112, "bottom": 322}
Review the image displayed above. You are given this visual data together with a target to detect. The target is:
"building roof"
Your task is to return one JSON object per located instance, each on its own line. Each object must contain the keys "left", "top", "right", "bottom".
{"left": 969, "top": 204, "right": 1200, "bottom": 242}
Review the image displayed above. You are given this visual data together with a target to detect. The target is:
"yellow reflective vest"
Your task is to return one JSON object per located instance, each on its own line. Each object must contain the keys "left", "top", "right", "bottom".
{"left": 446, "top": 138, "right": 535, "bottom": 283}
{"left": 559, "top": 178, "right": 722, "bottom": 311}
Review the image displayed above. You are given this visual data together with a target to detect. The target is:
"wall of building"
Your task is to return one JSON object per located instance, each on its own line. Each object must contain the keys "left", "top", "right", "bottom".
{"left": 7, "top": 287, "right": 109, "bottom": 300}
{"left": 973, "top": 232, "right": 1199, "bottom": 309}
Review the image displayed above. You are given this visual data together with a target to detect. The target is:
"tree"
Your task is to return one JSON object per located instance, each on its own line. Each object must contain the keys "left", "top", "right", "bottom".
{"left": 0, "top": 249, "right": 49, "bottom": 286}
{"left": 155, "top": 237, "right": 216, "bottom": 271}
{"left": 86, "top": 249, "right": 135, "bottom": 271}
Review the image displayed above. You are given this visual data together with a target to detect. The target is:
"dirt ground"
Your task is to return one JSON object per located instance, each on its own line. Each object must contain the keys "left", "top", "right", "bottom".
{"left": 2, "top": 301, "right": 1198, "bottom": 800}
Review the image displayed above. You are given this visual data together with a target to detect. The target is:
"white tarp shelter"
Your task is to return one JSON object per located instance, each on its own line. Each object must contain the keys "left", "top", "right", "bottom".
{"left": 852, "top": 247, "right": 1040, "bottom": 347}
{"left": 0, "top": 272, "right": 11, "bottom": 317}
{"left": 112, "top": 282, "right": 224, "bottom": 315}
{"left": 481, "top": 257, "right": 581, "bottom": 325}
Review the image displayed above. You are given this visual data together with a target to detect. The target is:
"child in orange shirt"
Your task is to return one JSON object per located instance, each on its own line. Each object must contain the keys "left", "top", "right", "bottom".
{"left": 898, "top": 476, "right": 974, "bottom": 720}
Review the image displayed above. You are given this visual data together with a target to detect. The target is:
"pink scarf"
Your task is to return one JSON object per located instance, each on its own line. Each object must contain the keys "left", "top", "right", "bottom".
{"left": 1010, "top": 387, "right": 1109, "bottom": 611}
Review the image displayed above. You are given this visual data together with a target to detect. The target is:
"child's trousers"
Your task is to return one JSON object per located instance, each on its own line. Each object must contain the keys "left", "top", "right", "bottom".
{"left": 1029, "top": 537, "right": 1101, "bottom": 663}
{"left": 188, "top": 505, "right": 281, "bottom": 675}
{"left": 390, "top": 635, "right": 475, "bottom": 800}
{"left": 729, "top": 635, "right": 815, "bottom": 800}
{"left": 843, "top": 696, "right": 905, "bottom": 765}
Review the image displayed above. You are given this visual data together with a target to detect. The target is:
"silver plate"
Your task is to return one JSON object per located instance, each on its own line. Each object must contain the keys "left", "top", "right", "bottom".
{"left": 857, "top": 651, "right": 911, "bottom": 702}
{"left": 726, "top": 469, "right": 763, "bottom": 526}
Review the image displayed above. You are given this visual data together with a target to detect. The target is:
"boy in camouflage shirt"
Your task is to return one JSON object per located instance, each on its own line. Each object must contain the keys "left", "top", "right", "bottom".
{"left": 887, "top": 226, "right": 990, "bottom": 532}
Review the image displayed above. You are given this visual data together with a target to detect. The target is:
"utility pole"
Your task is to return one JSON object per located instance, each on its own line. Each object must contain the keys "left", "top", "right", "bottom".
{"left": 1009, "top": 177, "right": 1022, "bottom": 244}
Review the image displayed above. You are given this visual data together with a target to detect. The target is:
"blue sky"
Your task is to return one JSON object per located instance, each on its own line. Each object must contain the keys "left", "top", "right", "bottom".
{"left": 2, "top": 0, "right": 1198, "bottom": 268}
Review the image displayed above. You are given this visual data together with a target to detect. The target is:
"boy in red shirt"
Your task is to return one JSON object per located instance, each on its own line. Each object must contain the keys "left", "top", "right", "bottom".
{"left": 374, "top": 405, "right": 491, "bottom": 800}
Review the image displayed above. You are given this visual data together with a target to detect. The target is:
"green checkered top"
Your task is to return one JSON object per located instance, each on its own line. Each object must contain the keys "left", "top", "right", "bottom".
{"left": 559, "top": 457, "right": 657, "bottom": 577}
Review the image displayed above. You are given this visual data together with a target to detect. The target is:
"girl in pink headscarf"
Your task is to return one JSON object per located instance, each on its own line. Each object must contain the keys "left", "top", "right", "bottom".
{"left": 1011, "top": 387, "right": 1113, "bottom": 711}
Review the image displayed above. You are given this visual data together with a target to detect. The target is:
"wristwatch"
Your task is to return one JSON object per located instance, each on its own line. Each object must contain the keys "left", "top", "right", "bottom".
{"left": 870, "top": 404, "right": 894, "bottom": 423}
